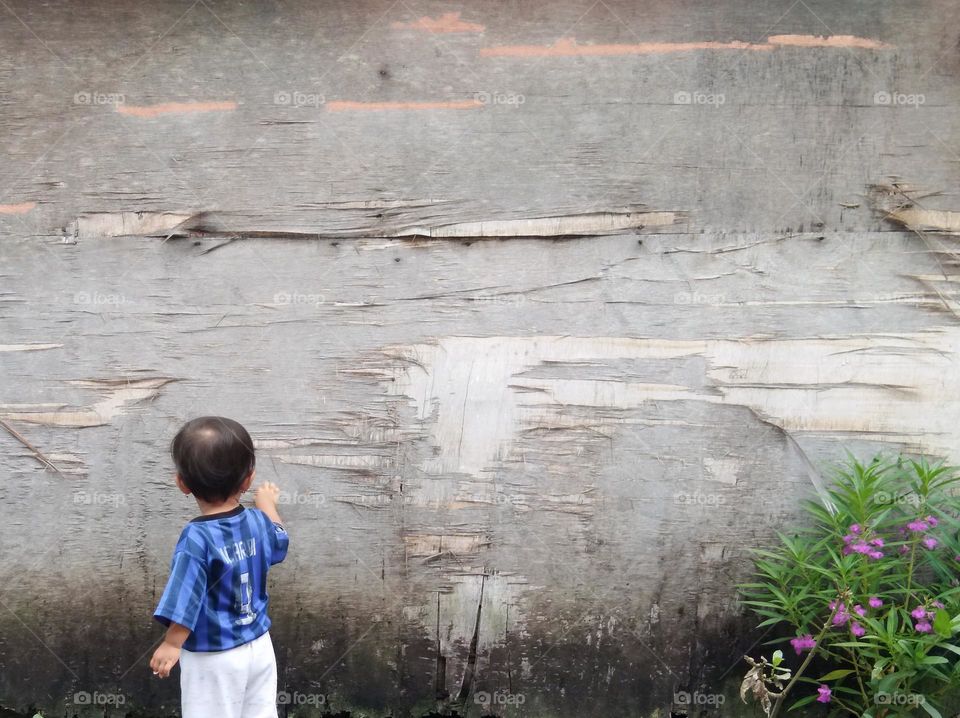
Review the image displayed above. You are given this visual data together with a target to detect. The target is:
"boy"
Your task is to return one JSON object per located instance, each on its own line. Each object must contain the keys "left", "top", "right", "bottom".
{"left": 150, "top": 416, "right": 289, "bottom": 718}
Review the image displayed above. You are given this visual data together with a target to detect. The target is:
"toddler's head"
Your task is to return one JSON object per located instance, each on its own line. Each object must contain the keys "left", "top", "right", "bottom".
{"left": 170, "top": 416, "right": 255, "bottom": 502}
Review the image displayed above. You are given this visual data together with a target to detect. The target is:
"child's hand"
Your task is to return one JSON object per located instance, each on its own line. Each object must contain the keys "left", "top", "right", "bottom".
{"left": 254, "top": 481, "right": 284, "bottom": 525}
{"left": 150, "top": 640, "right": 181, "bottom": 678}
{"left": 254, "top": 481, "right": 281, "bottom": 510}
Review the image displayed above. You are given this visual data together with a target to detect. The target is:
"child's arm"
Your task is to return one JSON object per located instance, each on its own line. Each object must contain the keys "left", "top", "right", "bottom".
{"left": 254, "top": 480, "right": 284, "bottom": 525}
{"left": 254, "top": 480, "right": 289, "bottom": 564}
{"left": 149, "top": 621, "right": 190, "bottom": 678}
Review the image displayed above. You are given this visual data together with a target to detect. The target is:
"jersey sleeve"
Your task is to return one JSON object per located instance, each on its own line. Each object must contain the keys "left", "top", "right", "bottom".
{"left": 153, "top": 550, "right": 207, "bottom": 630}
{"left": 268, "top": 520, "right": 289, "bottom": 565}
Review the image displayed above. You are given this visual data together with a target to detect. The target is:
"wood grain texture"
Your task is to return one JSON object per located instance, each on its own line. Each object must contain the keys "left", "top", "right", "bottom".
{"left": 0, "top": 0, "right": 959, "bottom": 716}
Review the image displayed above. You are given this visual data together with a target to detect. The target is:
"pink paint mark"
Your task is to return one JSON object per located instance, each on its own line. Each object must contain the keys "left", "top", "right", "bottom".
{"left": 0, "top": 202, "right": 36, "bottom": 215}
{"left": 767, "top": 34, "right": 890, "bottom": 49}
{"left": 326, "top": 99, "right": 484, "bottom": 112}
{"left": 481, "top": 37, "right": 769, "bottom": 57}
{"left": 117, "top": 101, "right": 237, "bottom": 118}
{"left": 480, "top": 34, "right": 889, "bottom": 57}
{"left": 392, "top": 12, "right": 484, "bottom": 33}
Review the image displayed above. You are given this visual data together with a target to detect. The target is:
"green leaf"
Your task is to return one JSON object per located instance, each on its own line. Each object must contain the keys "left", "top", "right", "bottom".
{"left": 920, "top": 699, "right": 943, "bottom": 718}
{"left": 933, "top": 609, "right": 952, "bottom": 638}
{"left": 817, "top": 669, "right": 854, "bottom": 681}
{"left": 787, "top": 694, "right": 818, "bottom": 711}
{"left": 772, "top": 649, "right": 783, "bottom": 667}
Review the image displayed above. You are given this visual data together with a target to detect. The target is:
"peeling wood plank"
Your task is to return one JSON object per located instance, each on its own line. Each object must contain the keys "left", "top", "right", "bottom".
{"left": 0, "top": 377, "right": 176, "bottom": 427}
{"left": 71, "top": 212, "right": 195, "bottom": 239}
{"left": 870, "top": 183, "right": 960, "bottom": 234}
{"left": 0, "top": 343, "right": 62, "bottom": 352}
{"left": 883, "top": 206, "right": 960, "bottom": 234}
{"left": 67, "top": 209, "right": 680, "bottom": 240}
{"left": 386, "top": 211, "right": 680, "bottom": 238}
{"left": 404, "top": 533, "right": 490, "bottom": 558}
{"left": 378, "top": 333, "right": 960, "bottom": 478}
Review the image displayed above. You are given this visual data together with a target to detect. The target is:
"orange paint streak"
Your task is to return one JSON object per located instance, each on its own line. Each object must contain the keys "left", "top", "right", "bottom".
{"left": 391, "top": 12, "right": 484, "bottom": 33}
{"left": 117, "top": 101, "right": 237, "bottom": 118}
{"left": 326, "top": 99, "right": 483, "bottom": 112}
{"left": 767, "top": 34, "right": 890, "bottom": 49}
{"left": 0, "top": 202, "right": 36, "bottom": 215}
{"left": 480, "top": 34, "right": 889, "bottom": 57}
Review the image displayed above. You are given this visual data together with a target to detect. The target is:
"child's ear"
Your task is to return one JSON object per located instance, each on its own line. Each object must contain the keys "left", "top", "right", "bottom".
{"left": 240, "top": 469, "right": 255, "bottom": 494}
{"left": 175, "top": 474, "right": 191, "bottom": 496}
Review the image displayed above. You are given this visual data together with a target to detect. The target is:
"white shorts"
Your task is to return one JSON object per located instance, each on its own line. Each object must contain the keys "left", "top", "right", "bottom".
{"left": 180, "top": 630, "right": 278, "bottom": 718}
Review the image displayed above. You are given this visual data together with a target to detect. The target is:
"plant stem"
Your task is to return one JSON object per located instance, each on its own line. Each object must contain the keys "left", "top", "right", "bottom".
{"left": 769, "top": 602, "right": 840, "bottom": 718}
{"left": 903, "top": 537, "right": 918, "bottom": 609}
{"left": 845, "top": 647, "right": 868, "bottom": 706}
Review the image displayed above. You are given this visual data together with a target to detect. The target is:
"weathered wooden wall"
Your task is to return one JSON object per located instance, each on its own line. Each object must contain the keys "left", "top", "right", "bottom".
{"left": 1, "top": 1, "right": 959, "bottom": 716}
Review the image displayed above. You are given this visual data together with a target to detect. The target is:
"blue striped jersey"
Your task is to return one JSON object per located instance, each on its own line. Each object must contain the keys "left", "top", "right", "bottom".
{"left": 154, "top": 505, "right": 289, "bottom": 652}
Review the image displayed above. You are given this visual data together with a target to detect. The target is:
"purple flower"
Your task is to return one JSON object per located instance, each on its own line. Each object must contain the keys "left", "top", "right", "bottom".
{"left": 926, "top": 515, "right": 939, "bottom": 527}
{"left": 850, "top": 621, "right": 865, "bottom": 637}
{"left": 955, "top": 555, "right": 960, "bottom": 562}
{"left": 908, "top": 520, "right": 930, "bottom": 532}
{"left": 817, "top": 685, "right": 832, "bottom": 703}
{"left": 911, "top": 606, "right": 928, "bottom": 620}
{"left": 868, "top": 550, "right": 884, "bottom": 560}
{"left": 870, "top": 537, "right": 884, "bottom": 547}
{"left": 900, "top": 545, "right": 911, "bottom": 555}
{"left": 915, "top": 621, "right": 933, "bottom": 633}
{"left": 853, "top": 604, "right": 866, "bottom": 617}
{"left": 849, "top": 523, "right": 862, "bottom": 535}
{"left": 790, "top": 634, "right": 817, "bottom": 654}
{"left": 868, "top": 597, "right": 883, "bottom": 608}
{"left": 832, "top": 607, "right": 850, "bottom": 626}
{"left": 850, "top": 541, "right": 871, "bottom": 554}
{"left": 933, "top": 600, "right": 945, "bottom": 609}
{"left": 842, "top": 534, "right": 856, "bottom": 545}
{"left": 923, "top": 537, "right": 938, "bottom": 550}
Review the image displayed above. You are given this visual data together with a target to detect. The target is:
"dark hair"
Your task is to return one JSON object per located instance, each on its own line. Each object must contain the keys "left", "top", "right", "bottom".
{"left": 170, "top": 416, "right": 255, "bottom": 502}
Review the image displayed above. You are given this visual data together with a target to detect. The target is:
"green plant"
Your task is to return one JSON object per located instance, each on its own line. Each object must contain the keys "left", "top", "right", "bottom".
{"left": 738, "top": 453, "right": 960, "bottom": 717}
